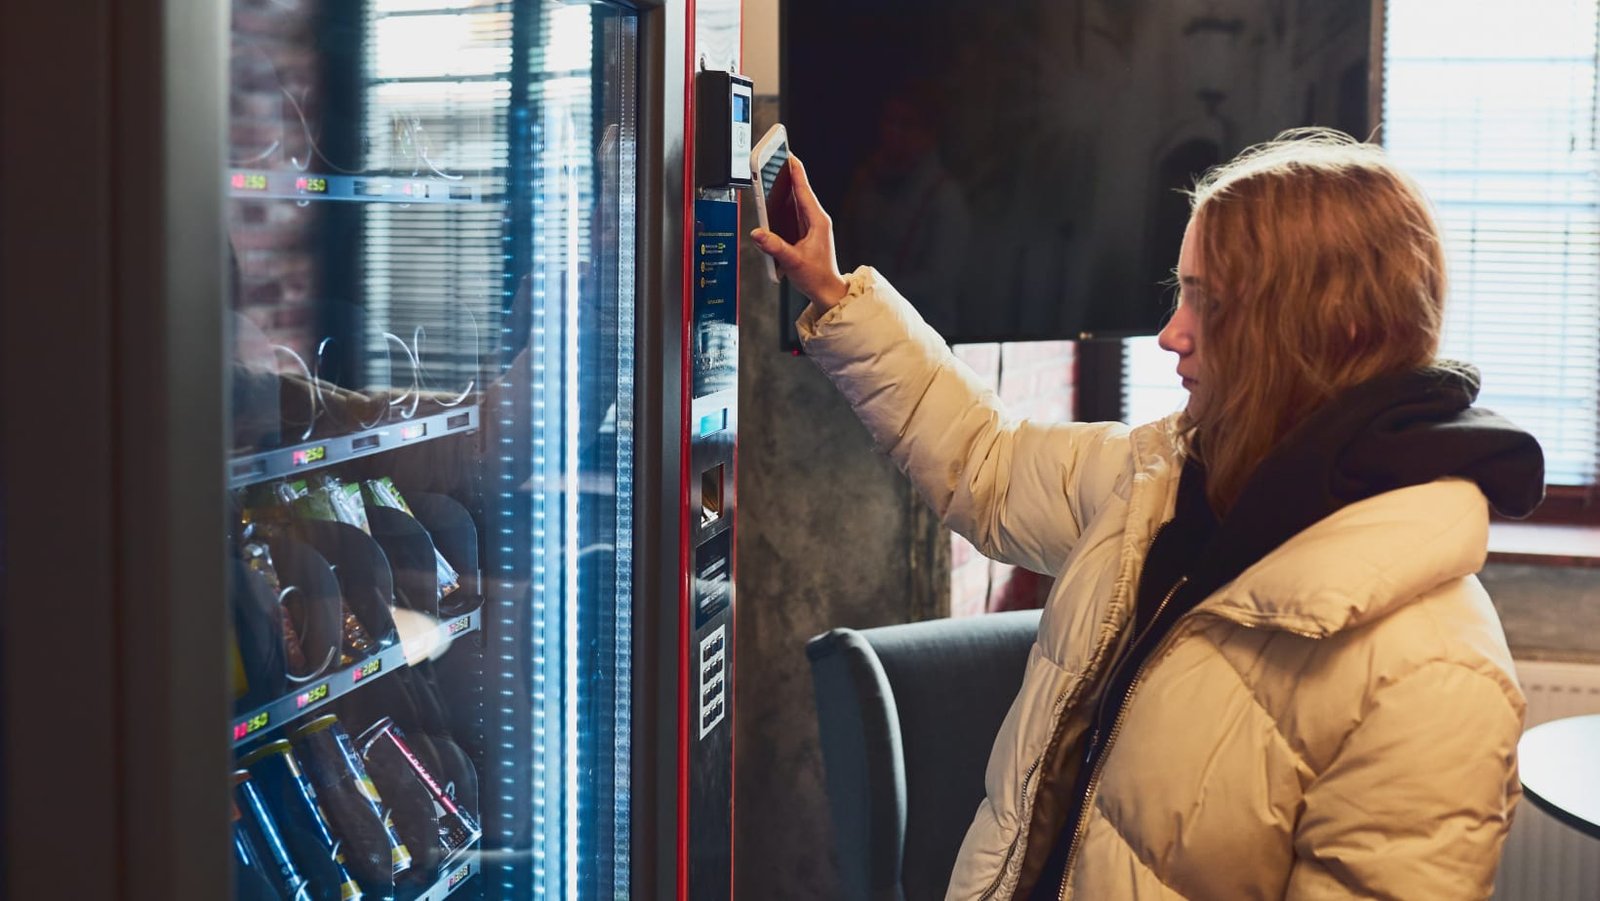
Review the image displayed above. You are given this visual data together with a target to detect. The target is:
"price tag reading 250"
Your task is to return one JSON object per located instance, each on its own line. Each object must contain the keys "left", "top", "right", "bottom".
{"left": 292, "top": 446, "right": 327, "bottom": 467}
{"left": 232, "top": 710, "right": 270, "bottom": 742}
{"left": 352, "top": 657, "right": 383, "bottom": 683}
{"left": 295, "top": 682, "right": 330, "bottom": 709}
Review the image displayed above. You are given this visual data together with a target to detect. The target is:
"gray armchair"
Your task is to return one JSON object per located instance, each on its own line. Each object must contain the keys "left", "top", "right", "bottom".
{"left": 806, "top": 609, "right": 1043, "bottom": 901}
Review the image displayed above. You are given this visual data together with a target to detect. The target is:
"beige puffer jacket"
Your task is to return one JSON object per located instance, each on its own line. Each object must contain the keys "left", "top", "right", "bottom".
{"left": 799, "top": 268, "right": 1526, "bottom": 901}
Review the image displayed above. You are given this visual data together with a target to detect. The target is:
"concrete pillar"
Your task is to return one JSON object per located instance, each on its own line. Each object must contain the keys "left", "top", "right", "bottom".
{"left": 733, "top": 92, "right": 950, "bottom": 899}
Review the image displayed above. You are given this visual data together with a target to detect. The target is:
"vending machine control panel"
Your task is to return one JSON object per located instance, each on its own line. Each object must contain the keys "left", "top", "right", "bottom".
{"left": 684, "top": 192, "right": 739, "bottom": 900}
{"left": 680, "top": 14, "right": 745, "bottom": 898}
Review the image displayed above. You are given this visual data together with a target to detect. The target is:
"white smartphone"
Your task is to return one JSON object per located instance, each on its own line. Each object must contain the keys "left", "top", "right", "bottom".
{"left": 749, "top": 123, "right": 808, "bottom": 284}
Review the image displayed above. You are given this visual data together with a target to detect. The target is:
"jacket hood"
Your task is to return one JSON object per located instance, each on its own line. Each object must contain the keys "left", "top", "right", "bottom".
{"left": 1313, "top": 360, "right": 1545, "bottom": 519}
{"left": 1160, "top": 361, "right": 1545, "bottom": 634}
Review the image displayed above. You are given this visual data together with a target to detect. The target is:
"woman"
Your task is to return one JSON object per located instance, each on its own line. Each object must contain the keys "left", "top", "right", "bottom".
{"left": 751, "top": 130, "right": 1544, "bottom": 900}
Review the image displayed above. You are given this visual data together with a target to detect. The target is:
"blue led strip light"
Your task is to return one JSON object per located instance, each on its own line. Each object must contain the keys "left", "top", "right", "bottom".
{"left": 608, "top": 10, "right": 639, "bottom": 892}
{"left": 485, "top": 1, "right": 539, "bottom": 897}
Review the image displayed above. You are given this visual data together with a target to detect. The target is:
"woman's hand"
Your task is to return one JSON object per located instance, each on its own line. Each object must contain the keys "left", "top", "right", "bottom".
{"left": 750, "top": 156, "right": 850, "bottom": 312}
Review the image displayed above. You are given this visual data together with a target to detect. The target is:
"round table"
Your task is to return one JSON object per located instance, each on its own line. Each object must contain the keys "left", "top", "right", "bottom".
{"left": 1519, "top": 714, "right": 1600, "bottom": 840}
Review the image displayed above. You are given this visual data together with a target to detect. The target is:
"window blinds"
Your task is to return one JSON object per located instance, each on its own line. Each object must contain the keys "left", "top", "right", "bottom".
{"left": 1385, "top": 0, "right": 1600, "bottom": 486}
{"left": 362, "top": 2, "right": 514, "bottom": 393}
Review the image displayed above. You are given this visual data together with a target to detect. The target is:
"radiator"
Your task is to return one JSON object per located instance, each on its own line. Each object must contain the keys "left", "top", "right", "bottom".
{"left": 1493, "top": 660, "right": 1600, "bottom": 901}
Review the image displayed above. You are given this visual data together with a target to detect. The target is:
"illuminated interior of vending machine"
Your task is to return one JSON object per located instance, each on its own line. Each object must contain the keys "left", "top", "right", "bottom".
{"left": 224, "top": 2, "right": 645, "bottom": 897}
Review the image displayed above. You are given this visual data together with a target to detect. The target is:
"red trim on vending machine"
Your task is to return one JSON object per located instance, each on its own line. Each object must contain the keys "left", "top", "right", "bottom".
{"left": 729, "top": 11, "right": 743, "bottom": 890}
{"left": 678, "top": 1, "right": 697, "bottom": 898}
{"left": 728, "top": 195, "right": 741, "bottom": 901}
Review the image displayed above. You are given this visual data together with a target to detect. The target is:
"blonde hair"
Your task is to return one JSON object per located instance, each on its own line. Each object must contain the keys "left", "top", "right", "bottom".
{"left": 1183, "top": 128, "right": 1447, "bottom": 514}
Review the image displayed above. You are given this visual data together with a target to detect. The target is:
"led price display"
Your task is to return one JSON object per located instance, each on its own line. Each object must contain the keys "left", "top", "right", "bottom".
{"left": 295, "top": 682, "right": 330, "bottom": 709}
{"left": 448, "top": 615, "right": 472, "bottom": 636}
{"left": 233, "top": 710, "right": 270, "bottom": 742}
{"left": 295, "top": 176, "right": 329, "bottom": 194}
{"left": 401, "top": 423, "right": 427, "bottom": 441}
{"left": 352, "top": 658, "right": 383, "bottom": 683}
{"left": 292, "top": 446, "right": 326, "bottom": 467}
{"left": 231, "top": 172, "right": 269, "bottom": 192}
{"left": 448, "top": 862, "right": 472, "bottom": 888}
{"left": 401, "top": 182, "right": 428, "bottom": 198}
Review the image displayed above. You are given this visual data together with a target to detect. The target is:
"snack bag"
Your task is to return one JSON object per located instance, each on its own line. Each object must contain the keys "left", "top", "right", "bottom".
{"left": 256, "top": 479, "right": 377, "bottom": 665}
{"left": 363, "top": 477, "right": 461, "bottom": 598}
{"left": 240, "top": 538, "right": 308, "bottom": 674}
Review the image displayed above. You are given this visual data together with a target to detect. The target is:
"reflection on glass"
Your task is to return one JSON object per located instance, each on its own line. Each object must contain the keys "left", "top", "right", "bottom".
{"left": 225, "top": 2, "right": 637, "bottom": 897}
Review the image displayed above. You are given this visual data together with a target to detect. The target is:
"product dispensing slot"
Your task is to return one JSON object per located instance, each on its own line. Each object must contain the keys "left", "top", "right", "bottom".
{"left": 701, "top": 464, "right": 724, "bottom": 525}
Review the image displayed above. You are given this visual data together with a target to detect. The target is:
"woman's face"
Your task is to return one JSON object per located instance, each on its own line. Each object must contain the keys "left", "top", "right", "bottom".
{"left": 1158, "top": 217, "right": 1208, "bottom": 415}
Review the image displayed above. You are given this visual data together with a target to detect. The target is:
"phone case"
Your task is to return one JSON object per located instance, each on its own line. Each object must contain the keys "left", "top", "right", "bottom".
{"left": 750, "top": 123, "right": 803, "bottom": 284}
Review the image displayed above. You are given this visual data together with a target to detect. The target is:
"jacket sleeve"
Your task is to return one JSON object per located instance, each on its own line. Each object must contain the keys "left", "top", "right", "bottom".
{"left": 1285, "top": 660, "right": 1525, "bottom": 900}
{"left": 798, "top": 266, "right": 1129, "bottom": 576}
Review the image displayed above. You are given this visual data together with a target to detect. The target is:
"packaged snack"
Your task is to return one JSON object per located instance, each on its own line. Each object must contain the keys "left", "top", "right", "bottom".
{"left": 241, "top": 739, "right": 365, "bottom": 901}
{"left": 241, "top": 538, "right": 309, "bottom": 675}
{"left": 237, "top": 483, "right": 295, "bottom": 530}
{"left": 362, "top": 478, "right": 460, "bottom": 599}
{"left": 244, "top": 476, "right": 417, "bottom": 669}
{"left": 293, "top": 715, "right": 413, "bottom": 886}
{"left": 357, "top": 717, "right": 482, "bottom": 875}
{"left": 283, "top": 479, "right": 338, "bottom": 522}
{"left": 233, "top": 791, "right": 285, "bottom": 901}
{"left": 331, "top": 480, "right": 371, "bottom": 534}
{"left": 268, "top": 483, "right": 379, "bottom": 665}
{"left": 338, "top": 606, "right": 376, "bottom": 666}
{"left": 230, "top": 558, "right": 288, "bottom": 708}
{"left": 233, "top": 769, "right": 310, "bottom": 900}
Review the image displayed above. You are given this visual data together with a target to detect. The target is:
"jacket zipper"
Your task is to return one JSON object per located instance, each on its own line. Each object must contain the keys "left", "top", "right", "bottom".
{"left": 1083, "top": 569, "right": 1185, "bottom": 754}
{"left": 1055, "top": 575, "right": 1187, "bottom": 901}
{"left": 976, "top": 735, "right": 1048, "bottom": 901}
{"left": 1055, "top": 599, "right": 1329, "bottom": 899}
{"left": 1072, "top": 520, "right": 1178, "bottom": 760}
{"left": 977, "top": 520, "right": 1177, "bottom": 901}
{"left": 975, "top": 678, "right": 1087, "bottom": 901}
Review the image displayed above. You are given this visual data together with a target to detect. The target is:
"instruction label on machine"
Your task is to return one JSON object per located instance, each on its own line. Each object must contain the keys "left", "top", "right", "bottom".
{"left": 694, "top": 528, "right": 732, "bottom": 628}
{"left": 693, "top": 198, "right": 739, "bottom": 399}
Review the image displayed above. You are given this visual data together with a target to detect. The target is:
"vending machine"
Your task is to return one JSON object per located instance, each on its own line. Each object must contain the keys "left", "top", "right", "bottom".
{"left": 1, "top": 0, "right": 743, "bottom": 898}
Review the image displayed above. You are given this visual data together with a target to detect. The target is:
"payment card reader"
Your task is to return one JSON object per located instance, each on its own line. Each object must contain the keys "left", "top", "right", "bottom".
{"left": 695, "top": 70, "right": 755, "bottom": 190}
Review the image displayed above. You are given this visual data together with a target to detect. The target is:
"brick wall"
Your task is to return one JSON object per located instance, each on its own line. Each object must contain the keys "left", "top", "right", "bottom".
{"left": 947, "top": 341, "right": 1075, "bottom": 617}
{"left": 228, "top": 0, "right": 324, "bottom": 362}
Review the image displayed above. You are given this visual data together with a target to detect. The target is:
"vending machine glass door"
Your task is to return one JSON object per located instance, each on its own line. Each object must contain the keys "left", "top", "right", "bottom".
{"left": 224, "top": 3, "right": 639, "bottom": 898}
